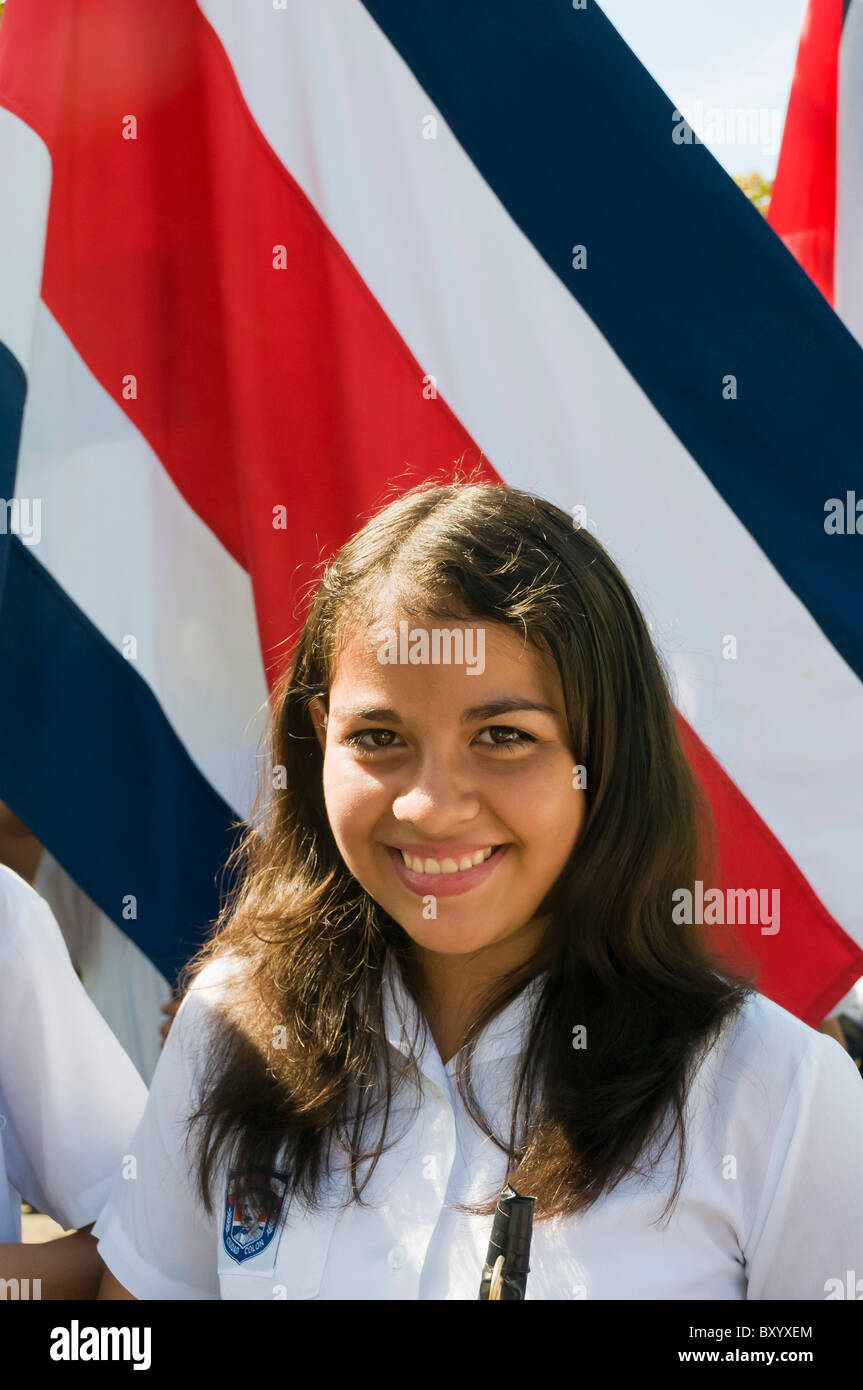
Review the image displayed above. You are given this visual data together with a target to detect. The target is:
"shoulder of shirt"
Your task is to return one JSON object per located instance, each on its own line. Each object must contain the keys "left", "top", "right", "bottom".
{"left": 0, "top": 862, "right": 68, "bottom": 965}
{"left": 175, "top": 952, "right": 251, "bottom": 1026}
{"left": 154, "top": 953, "right": 251, "bottom": 1087}
{"left": 693, "top": 984, "right": 852, "bottom": 1106}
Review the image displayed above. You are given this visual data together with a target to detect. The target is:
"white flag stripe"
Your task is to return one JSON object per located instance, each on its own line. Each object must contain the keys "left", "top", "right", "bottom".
{"left": 835, "top": 0, "right": 863, "bottom": 346}
{"left": 0, "top": 109, "right": 50, "bottom": 376}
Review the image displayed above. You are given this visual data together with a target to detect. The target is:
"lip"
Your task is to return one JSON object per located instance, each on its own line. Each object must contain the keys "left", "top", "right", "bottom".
{"left": 385, "top": 843, "right": 511, "bottom": 897}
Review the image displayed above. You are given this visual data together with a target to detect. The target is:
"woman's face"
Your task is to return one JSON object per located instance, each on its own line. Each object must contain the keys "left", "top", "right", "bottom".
{"left": 310, "top": 608, "right": 586, "bottom": 961}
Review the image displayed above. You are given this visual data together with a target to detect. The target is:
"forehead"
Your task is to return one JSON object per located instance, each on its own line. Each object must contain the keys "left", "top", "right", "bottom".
{"left": 328, "top": 612, "right": 562, "bottom": 708}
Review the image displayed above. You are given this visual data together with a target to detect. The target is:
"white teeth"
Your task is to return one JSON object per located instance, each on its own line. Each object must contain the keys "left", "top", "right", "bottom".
{"left": 400, "top": 847, "right": 496, "bottom": 874}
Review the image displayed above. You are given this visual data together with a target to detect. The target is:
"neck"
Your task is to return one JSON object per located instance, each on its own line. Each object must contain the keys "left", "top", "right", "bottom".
{"left": 411, "top": 915, "right": 549, "bottom": 1065}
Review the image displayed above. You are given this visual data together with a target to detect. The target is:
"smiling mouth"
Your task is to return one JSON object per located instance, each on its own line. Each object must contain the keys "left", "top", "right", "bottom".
{"left": 389, "top": 844, "right": 506, "bottom": 875}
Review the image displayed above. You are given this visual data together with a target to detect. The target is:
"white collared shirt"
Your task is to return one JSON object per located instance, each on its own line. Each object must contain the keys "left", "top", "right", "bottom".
{"left": 93, "top": 951, "right": 863, "bottom": 1299}
{"left": 0, "top": 865, "right": 147, "bottom": 1242}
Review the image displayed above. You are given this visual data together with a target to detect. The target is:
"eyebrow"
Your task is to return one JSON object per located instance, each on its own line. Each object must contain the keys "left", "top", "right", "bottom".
{"left": 330, "top": 698, "right": 559, "bottom": 724}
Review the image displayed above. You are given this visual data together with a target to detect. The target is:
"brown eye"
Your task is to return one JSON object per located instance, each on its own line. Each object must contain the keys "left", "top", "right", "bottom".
{"left": 475, "top": 726, "right": 537, "bottom": 749}
{"left": 342, "top": 729, "right": 403, "bottom": 752}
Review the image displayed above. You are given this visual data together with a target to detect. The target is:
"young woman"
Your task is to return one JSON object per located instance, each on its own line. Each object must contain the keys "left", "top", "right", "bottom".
{"left": 95, "top": 480, "right": 863, "bottom": 1300}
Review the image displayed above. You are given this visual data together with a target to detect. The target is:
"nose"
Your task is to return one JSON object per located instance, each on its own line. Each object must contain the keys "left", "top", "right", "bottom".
{"left": 391, "top": 751, "right": 482, "bottom": 835}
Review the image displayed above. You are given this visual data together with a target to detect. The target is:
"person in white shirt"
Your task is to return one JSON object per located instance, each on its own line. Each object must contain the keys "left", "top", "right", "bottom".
{"left": 0, "top": 864, "right": 147, "bottom": 1297}
{"left": 95, "top": 481, "right": 863, "bottom": 1301}
{"left": 0, "top": 800, "right": 173, "bottom": 1084}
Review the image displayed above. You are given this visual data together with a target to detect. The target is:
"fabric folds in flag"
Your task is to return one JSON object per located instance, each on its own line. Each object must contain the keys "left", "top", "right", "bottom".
{"left": 0, "top": 0, "right": 860, "bottom": 1016}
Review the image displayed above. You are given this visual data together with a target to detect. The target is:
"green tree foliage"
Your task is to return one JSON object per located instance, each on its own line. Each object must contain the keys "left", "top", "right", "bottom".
{"left": 734, "top": 172, "right": 773, "bottom": 217}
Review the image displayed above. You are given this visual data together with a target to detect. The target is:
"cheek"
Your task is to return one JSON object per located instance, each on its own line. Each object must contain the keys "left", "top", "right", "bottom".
{"left": 505, "top": 751, "right": 583, "bottom": 824}
{"left": 322, "top": 751, "right": 382, "bottom": 841}
{"left": 522, "top": 764, "right": 586, "bottom": 859}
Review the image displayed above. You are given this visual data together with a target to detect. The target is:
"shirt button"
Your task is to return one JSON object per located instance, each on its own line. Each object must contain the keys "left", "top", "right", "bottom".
{"left": 387, "top": 1246, "right": 406, "bottom": 1271}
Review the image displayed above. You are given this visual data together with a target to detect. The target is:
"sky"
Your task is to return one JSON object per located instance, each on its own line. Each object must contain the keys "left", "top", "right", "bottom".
{"left": 599, "top": 0, "right": 808, "bottom": 178}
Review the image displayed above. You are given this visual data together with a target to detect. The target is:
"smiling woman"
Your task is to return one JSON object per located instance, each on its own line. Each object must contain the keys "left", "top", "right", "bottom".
{"left": 93, "top": 478, "right": 863, "bottom": 1301}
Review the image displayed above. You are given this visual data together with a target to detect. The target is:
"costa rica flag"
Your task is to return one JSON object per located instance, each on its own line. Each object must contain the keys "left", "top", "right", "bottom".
{"left": 0, "top": 0, "right": 860, "bottom": 1019}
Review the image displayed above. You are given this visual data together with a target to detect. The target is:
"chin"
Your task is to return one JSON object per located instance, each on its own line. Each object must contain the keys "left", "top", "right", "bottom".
{"left": 407, "top": 935, "right": 497, "bottom": 956}
{"left": 395, "top": 919, "right": 509, "bottom": 955}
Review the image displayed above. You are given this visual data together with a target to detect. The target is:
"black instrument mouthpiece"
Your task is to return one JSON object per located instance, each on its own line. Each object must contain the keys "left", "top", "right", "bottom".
{"left": 478, "top": 1182, "right": 535, "bottom": 1300}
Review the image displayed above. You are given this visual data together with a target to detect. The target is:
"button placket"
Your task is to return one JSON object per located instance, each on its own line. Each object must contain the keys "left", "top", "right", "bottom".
{"left": 402, "top": 1079, "right": 455, "bottom": 1293}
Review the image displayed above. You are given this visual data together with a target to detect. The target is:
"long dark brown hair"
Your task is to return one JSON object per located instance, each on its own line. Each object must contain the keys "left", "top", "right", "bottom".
{"left": 181, "top": 477, "right": 755, "bottom": 1228}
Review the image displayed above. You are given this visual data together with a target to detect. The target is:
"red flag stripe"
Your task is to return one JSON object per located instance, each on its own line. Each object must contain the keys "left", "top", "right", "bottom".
{"left": 769, "top": 0, "right": 844, "bottom": 303}
{"left": 677, "top": 717, "right": 861, "bottom": 1020}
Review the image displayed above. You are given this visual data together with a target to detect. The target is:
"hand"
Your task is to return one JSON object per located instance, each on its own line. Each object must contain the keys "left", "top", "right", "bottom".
{"left": 0, "top": 1224, "right": 102, "bottom": 1299}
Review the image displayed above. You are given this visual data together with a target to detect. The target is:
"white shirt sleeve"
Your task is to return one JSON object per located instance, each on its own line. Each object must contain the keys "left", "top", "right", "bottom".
{"left": 92, "top": 958, "right": 240, "bottom": 1300}
{"left": 743, "top": 1029, "right": 863, "bottom": 1299}
{"left": 0, "top": 866, "right": 147, "bottom": 1232}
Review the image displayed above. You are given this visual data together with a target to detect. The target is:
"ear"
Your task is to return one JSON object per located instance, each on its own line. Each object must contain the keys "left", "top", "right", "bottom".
{"left": 308, "top": 696, "right": 328, "bottom": 753}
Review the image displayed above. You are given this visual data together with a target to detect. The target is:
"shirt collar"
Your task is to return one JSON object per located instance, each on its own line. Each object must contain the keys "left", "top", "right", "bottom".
{"left": 381, "top": 951, "right": 547, "bottom": 1085}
